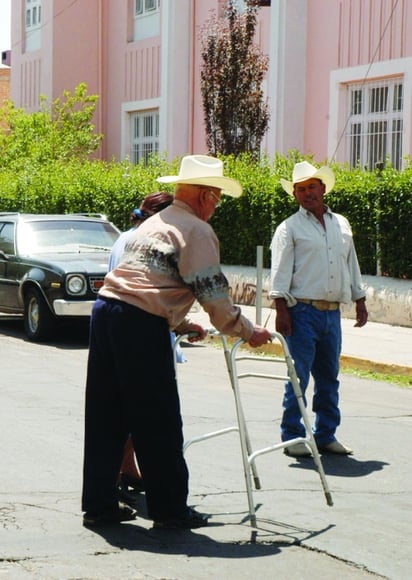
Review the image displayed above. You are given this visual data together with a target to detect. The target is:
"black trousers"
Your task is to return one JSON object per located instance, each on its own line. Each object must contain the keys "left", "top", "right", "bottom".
{"left": 81, "top": 297, "right": 189, "bottom": 520}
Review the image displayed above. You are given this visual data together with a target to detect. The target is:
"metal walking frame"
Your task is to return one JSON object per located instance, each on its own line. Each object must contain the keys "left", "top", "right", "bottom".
{"left": 222, "top": 332, "right": 333, "bottom": 527}
{"left": 174, "top": 331, "right": 243, "bottom": 459}
{"left": 174, "top": 330, "right": 333, "bottom": 528}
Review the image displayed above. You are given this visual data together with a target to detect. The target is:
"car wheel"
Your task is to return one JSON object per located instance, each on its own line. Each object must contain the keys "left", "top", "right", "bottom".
{"left": 24, "top": 287, "right": 55, "bottom": 341}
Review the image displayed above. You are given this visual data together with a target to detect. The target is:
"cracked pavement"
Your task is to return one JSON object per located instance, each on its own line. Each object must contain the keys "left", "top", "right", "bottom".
{"left": 0, "top": 317, "right": 411, "bottom": 579}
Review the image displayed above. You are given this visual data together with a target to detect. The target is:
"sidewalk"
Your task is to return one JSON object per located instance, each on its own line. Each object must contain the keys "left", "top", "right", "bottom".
{"left": 189, "top": 303, "right": 412, "bottom": 376}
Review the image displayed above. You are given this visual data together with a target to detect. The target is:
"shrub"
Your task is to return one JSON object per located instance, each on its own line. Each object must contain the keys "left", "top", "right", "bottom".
{"left": 0, "top": 153, "right": 410, "bottom": 279}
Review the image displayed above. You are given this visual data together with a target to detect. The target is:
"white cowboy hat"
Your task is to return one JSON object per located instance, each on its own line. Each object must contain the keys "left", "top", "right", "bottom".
{"left": 157, "top": 155, "right": 242, "bottom": 198}
{"left": 280, "top": 161, "right": 335, "bottom": 195}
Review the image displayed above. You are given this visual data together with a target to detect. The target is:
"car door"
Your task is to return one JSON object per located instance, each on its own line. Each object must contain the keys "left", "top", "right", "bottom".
{"left": 0, "top": 221, "right": 21, "bottom": 311}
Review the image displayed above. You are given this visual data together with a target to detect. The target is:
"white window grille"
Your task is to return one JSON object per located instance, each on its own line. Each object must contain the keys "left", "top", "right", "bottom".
{"left": 26, "top": 0, "right": 42, "bottom": 30}
{"left": 130, "top": 110, "right": 159, "bottom": 164}
{"left": 345, "top": 79, "right": 403, "bottom": 170}
{"left": 135, "top": 0, "right": 160, "bottom": 15}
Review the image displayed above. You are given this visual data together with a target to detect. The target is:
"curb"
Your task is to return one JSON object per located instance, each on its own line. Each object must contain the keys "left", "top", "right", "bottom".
{"left": 339, "top": 355, "right": 412, "bottom": 378}
{"left": 201, "top": 334, "right": 412, "bottom": 379}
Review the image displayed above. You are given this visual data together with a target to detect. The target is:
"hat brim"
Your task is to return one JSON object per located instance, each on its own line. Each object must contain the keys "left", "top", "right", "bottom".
{"left": 280, "top": 167, "right": 335, "bottom": 196}
{"left": 156, "top": 175, "right": 242, "bottom": 198}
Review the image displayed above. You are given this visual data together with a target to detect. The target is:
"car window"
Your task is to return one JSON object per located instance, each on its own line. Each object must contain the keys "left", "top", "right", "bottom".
{"left": 17, "top": 220, "right": 119, "bottom": 254}
{"left": 0, "top": 222, "right": 16, "bottom": 255}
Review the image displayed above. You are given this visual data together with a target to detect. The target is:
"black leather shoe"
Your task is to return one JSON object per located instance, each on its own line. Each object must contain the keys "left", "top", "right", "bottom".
{"left": 153, "top": 507, "right": 209, "bottom": 530}
{"left": 83, "top": 503, "right": 137, "bottom": 527}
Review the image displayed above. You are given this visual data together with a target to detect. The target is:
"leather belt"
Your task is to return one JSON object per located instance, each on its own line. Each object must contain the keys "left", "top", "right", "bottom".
{"left": 298, "top": 299, "right": 340, "bottom": 311}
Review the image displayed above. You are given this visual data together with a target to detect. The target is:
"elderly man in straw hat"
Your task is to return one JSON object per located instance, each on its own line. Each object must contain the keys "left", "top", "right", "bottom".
{"left": 82, "top": 155, "right": 271, "bottom": 529}
{"left": 270, "top": 161, "right": 368, "bottom": 458}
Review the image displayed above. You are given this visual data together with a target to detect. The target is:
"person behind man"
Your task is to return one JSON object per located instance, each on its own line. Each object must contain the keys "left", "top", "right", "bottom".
{"left": 82, "top": 155, "right": 271, "bottom": 529}
{"left": 269, "top": 161, "right": 368, "bottom": 458}
{"left": 108, "top": 192, "right": 174, "bottom": 271}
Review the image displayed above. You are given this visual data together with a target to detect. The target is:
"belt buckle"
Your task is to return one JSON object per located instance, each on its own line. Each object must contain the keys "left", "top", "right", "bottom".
{"left": 314, "top": 300, "right": 329, "bottom": 311}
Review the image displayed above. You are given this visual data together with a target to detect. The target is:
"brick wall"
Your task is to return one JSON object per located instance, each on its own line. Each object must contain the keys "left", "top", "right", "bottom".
{"left": 0, "top": 67, "right": 11, "bottom": 105}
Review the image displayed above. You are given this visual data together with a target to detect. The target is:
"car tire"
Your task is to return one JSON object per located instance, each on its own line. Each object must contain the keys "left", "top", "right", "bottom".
{"left": 24, "top": 287, "right": 56, "bottom": 341}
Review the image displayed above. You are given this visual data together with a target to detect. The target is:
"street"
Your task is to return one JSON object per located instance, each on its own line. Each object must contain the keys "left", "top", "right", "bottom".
{"left": 0, "top": 316, "right": 411, "bottom": 579}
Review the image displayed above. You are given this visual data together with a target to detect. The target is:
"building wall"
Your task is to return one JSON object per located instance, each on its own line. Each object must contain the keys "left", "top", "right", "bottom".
{"left": 9, "top": 0, "right": 412, "bottom": 165}
{"left": 265, "top": 0, "right": 307, "bottom": 156}
{"left": 305, "top": 0, "right": 412, "bottom": 163}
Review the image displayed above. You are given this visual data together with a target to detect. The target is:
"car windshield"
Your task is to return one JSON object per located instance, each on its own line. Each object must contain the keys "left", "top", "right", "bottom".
{"left": 17, "top": 220, "right": 119, "bottom": 255}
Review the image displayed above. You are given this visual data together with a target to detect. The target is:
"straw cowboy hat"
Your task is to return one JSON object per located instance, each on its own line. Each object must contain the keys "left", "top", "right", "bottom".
{"left": 157, "top": 155, "right": 242, "bottom": 198}
{"left": 280, "top": 161, "right": 335, "bottom": 195}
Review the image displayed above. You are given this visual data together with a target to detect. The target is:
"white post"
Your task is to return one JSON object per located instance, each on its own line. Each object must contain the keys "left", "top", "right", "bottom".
{"left": 256, "top": 246, "right": 263, "bottom": 325}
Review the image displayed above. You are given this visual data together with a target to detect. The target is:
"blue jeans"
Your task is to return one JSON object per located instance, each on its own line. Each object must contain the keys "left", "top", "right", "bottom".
{"left": 281, "top": 302, "right": 342, "bottom": 447}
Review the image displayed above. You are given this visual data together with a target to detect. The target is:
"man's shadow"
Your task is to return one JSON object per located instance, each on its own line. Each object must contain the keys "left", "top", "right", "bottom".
{"left": 287, "top": 454, "right": 389, "bottom": 477}
{"left": 86, "top": 493, "right": 334, "bottom": 556}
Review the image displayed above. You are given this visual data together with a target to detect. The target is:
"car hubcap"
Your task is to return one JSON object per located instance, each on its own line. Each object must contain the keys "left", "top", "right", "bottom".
{"left": 28, "top": 298, "right": 39, "bottom": 333}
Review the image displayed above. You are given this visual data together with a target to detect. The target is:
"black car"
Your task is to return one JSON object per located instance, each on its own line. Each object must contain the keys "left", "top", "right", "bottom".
{"left": 0, "top": 213, "right": 120, "bottom": 341}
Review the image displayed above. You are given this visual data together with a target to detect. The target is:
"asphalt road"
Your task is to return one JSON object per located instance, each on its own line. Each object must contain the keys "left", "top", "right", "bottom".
{"left": 0, "top": 317, "right": 411, "bottom": 579}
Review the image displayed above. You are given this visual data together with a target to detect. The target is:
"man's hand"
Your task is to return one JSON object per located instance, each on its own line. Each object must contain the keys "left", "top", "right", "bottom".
{"left": 183, "top": 323, "right": 207, "bottom": 342}
{"left": 354, "top": 298, "right": 368, "bottom": 327}
{"left": 275, "top": 309, "right": 292, "bottom": 336}
{"left": 273, "top": 298, "right": 292, "bottom": 336}
{"left": 248, "top": 325, "right": 272, "bottom": 348}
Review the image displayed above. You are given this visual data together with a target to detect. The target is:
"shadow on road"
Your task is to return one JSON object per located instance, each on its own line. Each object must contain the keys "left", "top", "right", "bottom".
{"left": 287, "top": 454, "right": 389, "bottom": 477}
{"left": 86, "top": 517, "right": 334, "bottom": 557}
{"left": 0, "top": 316, "right": 90, "bottom": 349}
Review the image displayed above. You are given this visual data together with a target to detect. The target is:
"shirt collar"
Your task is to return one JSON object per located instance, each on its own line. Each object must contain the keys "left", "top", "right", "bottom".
{"left": 299, "top": 204, "right": 332, "bottom": 218}
{"left": 173, "top": 198, "right": 196, "bottom": 215}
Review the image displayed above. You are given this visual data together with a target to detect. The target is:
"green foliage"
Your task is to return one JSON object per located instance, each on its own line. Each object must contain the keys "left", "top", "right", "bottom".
{"left": 0, "top": 146, "right": 410, "bottom": 279}
{"left": 344, "top": 367, "right": 412, "bottom": 388}
{"left": 0, "top": 83, "right": 102, "bottom": 169}
{"left": 199, "top": 0, "right": 270, "bottom": 156}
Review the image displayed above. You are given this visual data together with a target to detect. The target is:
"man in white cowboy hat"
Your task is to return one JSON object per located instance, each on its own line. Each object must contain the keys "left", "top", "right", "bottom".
{"left": 82, "top": 155, "right": 271, "bottom": 529}
{"left": 269, "top": 161, "right": 368, "bottom": 458}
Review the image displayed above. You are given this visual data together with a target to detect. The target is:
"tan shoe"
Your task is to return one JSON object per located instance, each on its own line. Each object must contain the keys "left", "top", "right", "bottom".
{"left": 284, "top": 442, "right": 312, "bottom": 457}
{"left": 319, "top": 441, "right": 353, "bottom": 455}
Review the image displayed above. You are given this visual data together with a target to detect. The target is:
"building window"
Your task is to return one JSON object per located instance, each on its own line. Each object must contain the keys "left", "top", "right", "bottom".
{"left": 135, "top": 0, "right": 160, "bottom": 15}
{"left": 346, "top": 79, "right": 403, "bottom": 170}
{"left": 130, "top": 110, "right": 159, "bottom": 164}
{"left": 26, "top": 0, "right": 42, "bottom": 30}
{"left": 25, "top": 0, "right": 42, "bottom": 52}
{"left": 134, "top": 0, "right": 160, "bottom": 41}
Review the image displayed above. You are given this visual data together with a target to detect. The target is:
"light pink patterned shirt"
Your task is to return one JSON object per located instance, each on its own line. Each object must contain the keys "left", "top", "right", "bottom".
{"left": 101, "top": 200, "right": 254, "bottom": 340}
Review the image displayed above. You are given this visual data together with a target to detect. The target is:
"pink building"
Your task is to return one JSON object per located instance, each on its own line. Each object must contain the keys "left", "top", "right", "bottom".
{"left": 10, "top": 0, "right": 412, "bottom": 170}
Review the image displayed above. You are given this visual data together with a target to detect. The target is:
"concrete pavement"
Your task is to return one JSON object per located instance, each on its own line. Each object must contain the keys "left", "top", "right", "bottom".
{"left": 0, "top": 315, "right": 411, "bottom": 579}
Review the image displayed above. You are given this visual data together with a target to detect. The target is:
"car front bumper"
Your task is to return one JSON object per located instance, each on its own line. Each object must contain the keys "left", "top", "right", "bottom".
{"left": 53, "top": 299, "right": 95, "bottom": 317}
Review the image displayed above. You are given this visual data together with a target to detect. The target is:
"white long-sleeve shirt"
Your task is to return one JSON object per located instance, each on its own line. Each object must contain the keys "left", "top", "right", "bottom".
{"left": 269, "top": 206, "right": 365, "bottom": 307}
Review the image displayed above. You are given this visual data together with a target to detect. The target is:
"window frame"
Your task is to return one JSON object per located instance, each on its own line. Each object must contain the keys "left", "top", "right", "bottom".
{"left": 25, "top": 0, "right": 42, "bottom": 31}
{"left": 346, "top": 78, "right": 403, "bottom": 170}
{"left": 130, "top": 109, "right": 160, "bottom": 165}
{"left": 328, "top": 59, "right": 412, "bottom": 171}
{"left": 135, "top": 0, "right": 160, "bottom": 17}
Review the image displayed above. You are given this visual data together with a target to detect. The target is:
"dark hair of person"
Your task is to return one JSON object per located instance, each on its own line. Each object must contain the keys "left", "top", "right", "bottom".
{"left": 130, "top": 191, "right": 173, "bottom": 225}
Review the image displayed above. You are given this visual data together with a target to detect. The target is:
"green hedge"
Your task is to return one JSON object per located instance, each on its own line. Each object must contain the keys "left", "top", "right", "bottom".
{"left": 0, "top": 154, "right": 411, "bottom": 278}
